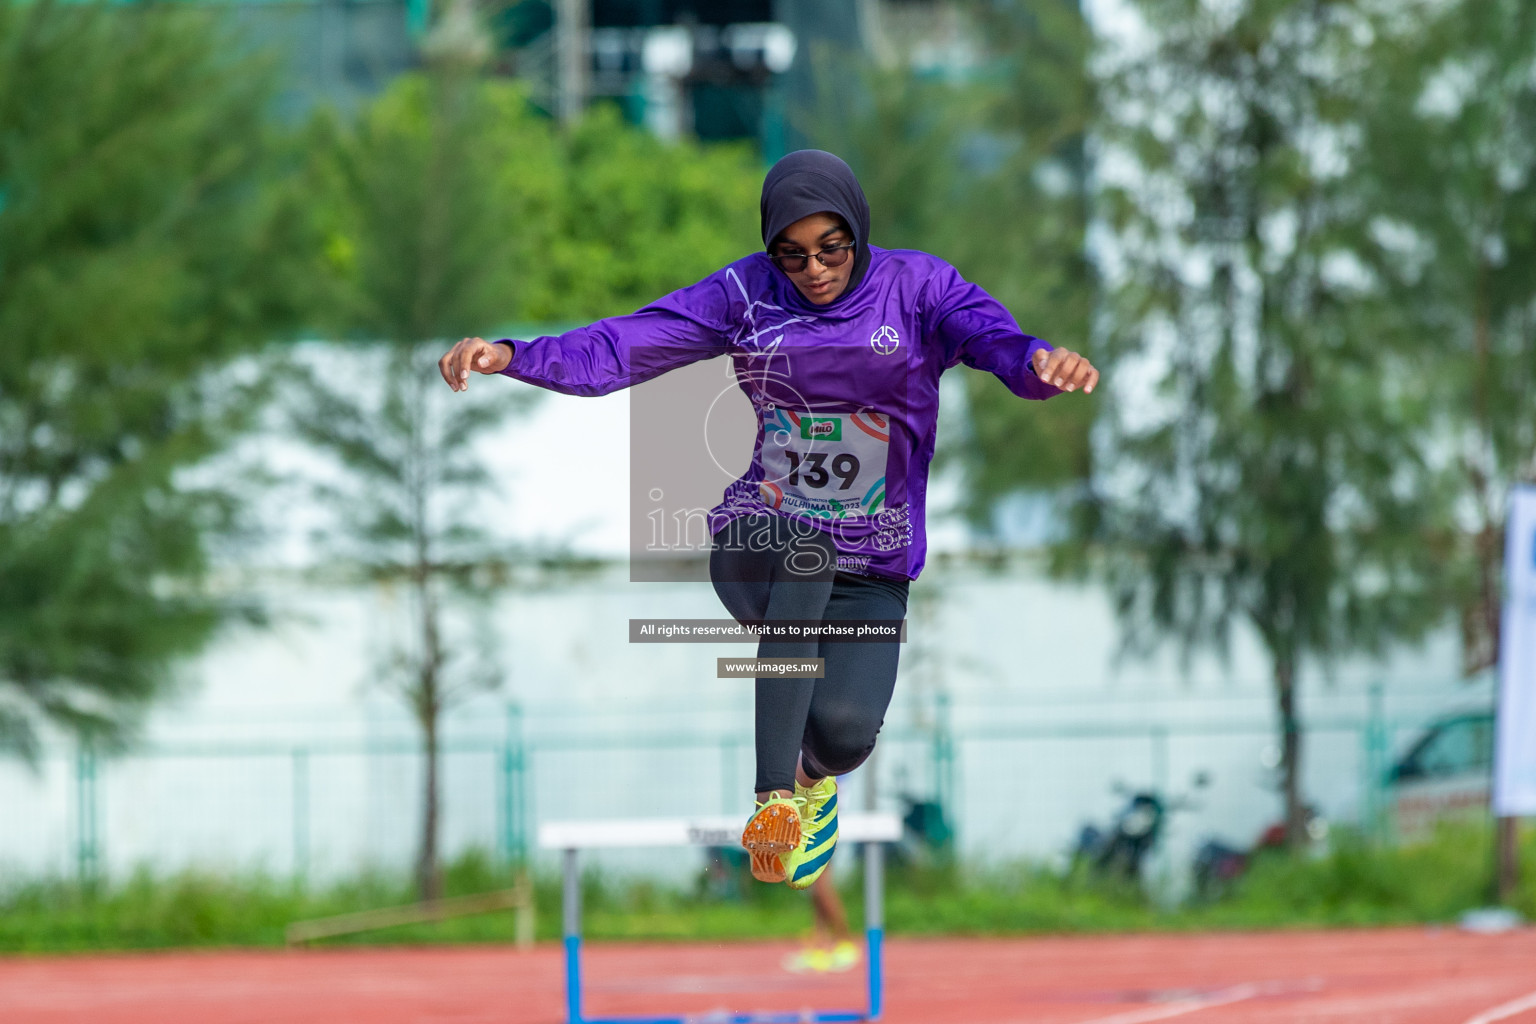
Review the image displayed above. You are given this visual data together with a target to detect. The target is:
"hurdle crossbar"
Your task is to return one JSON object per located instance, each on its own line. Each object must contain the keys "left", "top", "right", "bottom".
{"left": 539, "top": 812, "right": 901, "bottom": 1024}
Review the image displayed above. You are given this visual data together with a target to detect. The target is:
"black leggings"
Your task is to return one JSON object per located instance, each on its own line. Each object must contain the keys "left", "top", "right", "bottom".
{"left": 709, "top": 514, "right": 909, "bottom": 794}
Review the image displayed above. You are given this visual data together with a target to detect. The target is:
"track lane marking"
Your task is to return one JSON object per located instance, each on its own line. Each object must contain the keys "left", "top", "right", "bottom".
{"left": 1464, "top": 989, "right": 1536, "bottom": 1024}
{"left": 1063, "top": 983, "right": 1260, "bottom": 1024}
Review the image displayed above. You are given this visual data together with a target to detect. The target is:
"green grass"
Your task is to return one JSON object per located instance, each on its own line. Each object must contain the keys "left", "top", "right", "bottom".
{"left": 881, "top": 826, "right": 1536, "bottom": 935}
{"left": 2, "top": 822, "right": 1531, "bottom": 953}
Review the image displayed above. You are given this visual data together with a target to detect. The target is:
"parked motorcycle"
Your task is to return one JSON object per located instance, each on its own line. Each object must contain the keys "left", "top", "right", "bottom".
{"left": 1191, "top": 806, "right": 1328, "bottom": 901}
{"left": 1074, "top": 773, "right": 1207, "bottom": 883}
{"left": 887, "top": 790, "right": 955, "bottom": 870}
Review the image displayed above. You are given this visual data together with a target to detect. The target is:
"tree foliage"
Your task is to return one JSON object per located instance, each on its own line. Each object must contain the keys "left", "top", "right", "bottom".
{"left": 946, "top": 0, "right": 1097, "bottom": 508}
{"left": 295, "top": 51, "right": 763, "bottom": 896}
{"left": 804, "top": 0, "right": 1098, "bottom": 525}
{"left": 0, "top": 0, "right": 315, "bottom": 760}
{"left": 518, "top": 105, "right": 763, "bottom": 322}
{"left": 1357, "top": 0, "right": 1536, "bottom": 676}
{"left": 1081, "top": 0, "right": 1453, "bottom": 844}
{"left": 298, "top": 59, "right": 536, "bottom": 901}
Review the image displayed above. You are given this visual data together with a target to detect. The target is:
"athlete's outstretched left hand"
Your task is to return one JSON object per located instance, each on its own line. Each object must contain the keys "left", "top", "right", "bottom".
{"left": 1032, "top": 347, "right": 1099, "bottom": 395}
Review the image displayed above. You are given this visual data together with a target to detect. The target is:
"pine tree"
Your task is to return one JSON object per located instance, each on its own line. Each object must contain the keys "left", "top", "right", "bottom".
{"left": 293, "top": 34, "right": 540, "bottom": 900}
{"left": 1085, "top": 0, "right": 1448, "bottom": 845}
{"left": 0, "top": 0, "right": 315, "bottom": 759}
{"left": 1358, "top": 0, "right": 1536, "bottom": 677}
{"left": 293, "top": 30, "right": 763, "bottom": 897}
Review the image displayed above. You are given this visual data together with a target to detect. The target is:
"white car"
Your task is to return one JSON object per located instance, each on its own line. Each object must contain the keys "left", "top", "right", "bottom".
{"left": 1387, "top": 711, "right": 1495, "bottom": 841}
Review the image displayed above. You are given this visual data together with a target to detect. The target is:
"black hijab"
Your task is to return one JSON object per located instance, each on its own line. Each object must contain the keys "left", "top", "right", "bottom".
{"left": 759, "top": 150, "right": 873, "bottom": 304}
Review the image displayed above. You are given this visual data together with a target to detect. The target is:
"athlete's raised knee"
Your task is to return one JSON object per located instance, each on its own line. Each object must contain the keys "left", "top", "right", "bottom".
{"left": 804, "top": 707, "right": 882, "bottom": 775}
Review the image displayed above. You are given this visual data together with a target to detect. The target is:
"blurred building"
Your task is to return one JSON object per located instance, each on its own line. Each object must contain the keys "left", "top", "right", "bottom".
{"left": 501, "top": 0, "right": 974, "bottom": 150}
{"left": 221, "top": 0, "right": 421, "bottom": 119}
{"left": 181, "top": 0, "right": 972, "bottom": 149}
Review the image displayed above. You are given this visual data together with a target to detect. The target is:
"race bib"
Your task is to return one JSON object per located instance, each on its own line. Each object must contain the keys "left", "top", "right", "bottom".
{"left": 758, "top": 408, "right": 889, "bottom": 519}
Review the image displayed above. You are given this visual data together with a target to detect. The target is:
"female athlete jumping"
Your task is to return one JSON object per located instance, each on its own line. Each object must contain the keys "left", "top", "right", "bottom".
{"left": 438, "top": 150, "right": 1098, "bottom": 889}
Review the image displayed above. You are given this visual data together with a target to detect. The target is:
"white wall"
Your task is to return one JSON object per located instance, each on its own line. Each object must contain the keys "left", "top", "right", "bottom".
{"left": 0, "top": 558, "right": 1489, "bottom": 890}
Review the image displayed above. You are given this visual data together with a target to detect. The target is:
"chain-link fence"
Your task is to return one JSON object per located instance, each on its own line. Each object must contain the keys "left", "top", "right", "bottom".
{"left": 1, "top": 690, "right": 1486, "bottom": 893}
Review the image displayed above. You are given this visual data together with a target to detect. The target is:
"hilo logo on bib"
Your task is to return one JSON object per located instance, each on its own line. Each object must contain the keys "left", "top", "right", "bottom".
{"left": 800, "top": 417, "right": 842, "bottom": 441}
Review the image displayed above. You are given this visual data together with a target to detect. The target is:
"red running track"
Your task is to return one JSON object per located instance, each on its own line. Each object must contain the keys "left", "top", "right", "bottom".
{"left": 2, "top": 929, "right": 1535, "bottom": 1024}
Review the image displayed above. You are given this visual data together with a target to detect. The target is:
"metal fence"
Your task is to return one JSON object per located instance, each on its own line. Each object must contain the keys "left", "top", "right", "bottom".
{"left": 1, "top": 688, "right": 1479, "bottom": 891}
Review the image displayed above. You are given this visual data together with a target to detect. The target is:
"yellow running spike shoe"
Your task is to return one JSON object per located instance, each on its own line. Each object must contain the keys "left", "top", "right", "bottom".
{"left": 783, "top": 774, "right": 838, "bottom": 890}
{"left": 741, "top": 793, "right": 804, "bottom": 884}
{"left": 781, "top": 939, "right": 860, "bottom": 975}
{"left": 824, "top": 939, "right": 861, "bottom": 972}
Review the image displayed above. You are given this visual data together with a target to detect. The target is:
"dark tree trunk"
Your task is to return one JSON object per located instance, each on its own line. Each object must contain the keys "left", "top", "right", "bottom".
{"left": 1495, "top": 816, "right": 1519, "bottom": 905}
{"left": 1462, "top": 270, "right": 1502, "bottom": 676}
{"left": 418, "top": 702, "right": 443, "bottom": 901}
{"left": 414, "top": 560, "right": 445, "bottom": 903}
{"left": 410, "top": 403, "right": 445, "bottom": 905}
{"left": 1274, "top": 655, "right": 1307, "bottom": 850}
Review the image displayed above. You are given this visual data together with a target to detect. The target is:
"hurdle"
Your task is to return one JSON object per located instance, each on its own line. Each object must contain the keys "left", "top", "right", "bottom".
{"left": 539, "top": 812, "right": 902, "bottom": 1024}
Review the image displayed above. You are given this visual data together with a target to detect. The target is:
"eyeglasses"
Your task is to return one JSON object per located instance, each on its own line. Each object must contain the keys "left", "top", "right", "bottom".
{"left": 768, "top": 241, "right": 855, "bottom": 274}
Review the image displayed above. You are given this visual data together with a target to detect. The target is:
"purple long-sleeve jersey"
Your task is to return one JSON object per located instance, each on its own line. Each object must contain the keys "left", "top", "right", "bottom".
{"left": 496, "top": 245, "right": 1060, "bottom": 580}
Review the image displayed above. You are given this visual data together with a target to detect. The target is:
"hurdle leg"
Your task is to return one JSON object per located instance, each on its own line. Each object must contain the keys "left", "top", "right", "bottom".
{"left": 563, "top": 847, "right": 583, "bottom": 1024}
{"left": 863, "top": 841, "right": 884, "bottom": 1021}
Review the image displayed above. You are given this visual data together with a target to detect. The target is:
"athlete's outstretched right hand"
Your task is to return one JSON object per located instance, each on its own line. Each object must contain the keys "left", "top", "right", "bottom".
{"left": 438, "top": 337, "right": 512, "bottom": 392}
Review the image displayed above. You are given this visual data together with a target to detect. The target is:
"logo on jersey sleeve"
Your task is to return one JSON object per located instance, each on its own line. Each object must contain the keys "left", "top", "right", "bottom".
{"left": 870, "top": 325, "right": 901, "bottom": 355}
